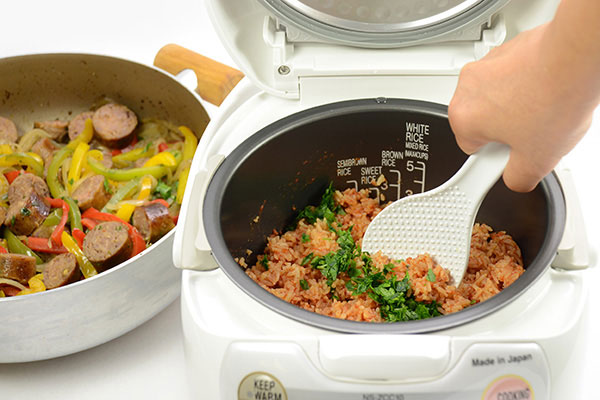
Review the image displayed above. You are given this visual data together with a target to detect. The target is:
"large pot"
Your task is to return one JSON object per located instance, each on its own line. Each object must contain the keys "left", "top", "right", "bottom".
{"left": 0, "top": 51, "right": 240, "bottom": 362}
{"left": 202, "top": 98, "right": 566, "bottom": 334}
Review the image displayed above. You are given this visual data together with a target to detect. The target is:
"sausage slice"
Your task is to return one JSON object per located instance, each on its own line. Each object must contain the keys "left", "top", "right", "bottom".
{"left": 132, "top": 202, "right": 175, "bottom": 242}
{"left": 0, "top": 253, "right": 37, "bottom": 285}
{"left": 71, "top": 174, "right": 112, "bottom": 211}
{"left": 0, "top": 116, "right": 18, "bottom": 143}
{"left": 33, "top": 120, "right": 68, "bottom": 141}
{"left": 43, "top": 253, "right": 81, "bottom": 289}
{"left": 92, "top": 103, "right": 138, "bottom": 148}
{"left": 8, "top": 173, "right": 50, "bottom": 205}
{"left": 68, "top": 111, "right": 94, "bottom": 141}
{"left": 83, "top": 221, "right": 132, "bottom": 272}
{"left": 5, "top": 190, "right": 51, "bottom": 235}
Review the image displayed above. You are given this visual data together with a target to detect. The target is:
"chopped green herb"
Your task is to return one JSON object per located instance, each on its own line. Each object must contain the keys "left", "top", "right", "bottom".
{"left": 470, "top": 299, "right": 477, "bottom": 305}
{"left": 103, "top": 177, "right": 113, "bottom": 194}
{"left": 20, "top": 207, "right": 31, "bottom": 216}
{"left": 154, "top": 181, "right": 172, "bottom": 200}
{"left": 301, "top": 233, "right": 310, "bottom": 243}
{"left": 10, "top": 216, "right": 15, "bottom": 226}
{"left": 68, "top": 178, "right": 74, "bottom": 185}
{"left": 144, "top": 141, "right": 153, "bottom": 153}
{"left": 259, "top": 255, "right": 269, "bottom": 270}
{"left": 301, "top": 252, "right": 314, "bottom": 266}
{"left": 310, "top": 227, "right": 358, "bottom": 286}
{"left": 299, "top": 279, "right": 309, "bottom": 290}
{"left": 290, "top": 182, "right": 344, "bottom": 230}
{"left": 426, "top": 268, "right": 436, "bottom": 283}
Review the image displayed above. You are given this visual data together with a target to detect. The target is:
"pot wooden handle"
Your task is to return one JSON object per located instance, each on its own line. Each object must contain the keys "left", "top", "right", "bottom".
{"left": 154, "top": 44, "right": 244, "bottom": 106}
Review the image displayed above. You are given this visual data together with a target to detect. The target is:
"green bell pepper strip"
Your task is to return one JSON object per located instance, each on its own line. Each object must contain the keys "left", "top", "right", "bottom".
{"left": 47, "top": 147, "right": 73, "bottom": 198}
{"left": 0, "top": 153, "right": 44, "bottom": 177}
{"left": 86, "top": 153, "right": 168, "bottom": 181}
{"left": 41, "top": 209, "right": 63, "bottom": 227}
{"left": 101, "top": 177, "right": 141, "bottom": 213}
{"left": 63, "top": 196, "right": 83, "bottom": 232}
{"left": 4, "top": 227, "right": 43, "bottom": 264}
{"left": 112, "top": 146, "right": 155, "bottom": 166}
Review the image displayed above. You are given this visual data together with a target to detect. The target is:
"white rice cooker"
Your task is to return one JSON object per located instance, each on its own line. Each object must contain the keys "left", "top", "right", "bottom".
{"left": 174, "top": 0, "right": 591, "bottom": 398}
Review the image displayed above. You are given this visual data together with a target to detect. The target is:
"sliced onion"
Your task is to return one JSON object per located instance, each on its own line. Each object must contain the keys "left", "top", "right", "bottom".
{"left": 0, "top": 278, "right": 27, "bottom": 291}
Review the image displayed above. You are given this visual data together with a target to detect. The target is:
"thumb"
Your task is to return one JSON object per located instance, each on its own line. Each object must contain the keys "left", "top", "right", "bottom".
{"left": 502, "top": 152, "right": 545, "bottom": 193}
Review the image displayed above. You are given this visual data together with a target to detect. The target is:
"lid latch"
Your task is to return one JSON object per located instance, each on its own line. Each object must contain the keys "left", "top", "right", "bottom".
{"left": 263, "top": 16, "right": 298, "bottom": 96}
{"left": 474, "top": 14, "right": 507, "bottom": 59}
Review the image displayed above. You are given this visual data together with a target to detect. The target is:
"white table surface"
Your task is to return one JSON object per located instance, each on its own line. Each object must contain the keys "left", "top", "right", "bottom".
{"left": 1, "top": 1, "right": 598, "bottom": 398}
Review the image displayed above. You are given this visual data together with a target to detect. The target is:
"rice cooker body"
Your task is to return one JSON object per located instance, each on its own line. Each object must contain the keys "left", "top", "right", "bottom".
{"left": 201, "top": 97, "right": 567, "bottom": 334}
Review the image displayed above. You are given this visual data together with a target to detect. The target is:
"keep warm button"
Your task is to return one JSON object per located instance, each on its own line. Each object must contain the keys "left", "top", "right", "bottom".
{"left": 483, "top": 375, "right": 534, "bottom": 400}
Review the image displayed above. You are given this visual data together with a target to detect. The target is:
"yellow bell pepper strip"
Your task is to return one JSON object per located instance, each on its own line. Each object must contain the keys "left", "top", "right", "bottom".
{"left": 86, "top": 152, "right": 169, "bottom": 182}
{"left": 0, "top": 290, "right": 4, "bottom": 297}
{"left": 61, "top": 231, "right": 97, "bottom": 279}
{"left": 81, "top": 208, "right": 146, "bottom": 257}
{"left": 143, "top": 151, "right": 177, "bottom": 168}
{"left": 4, "top": 227, "right": 43, "bottom": 264}
{"left": 176, "top": 166, "right": 190, "bottom": 204}
{"left": 67, "top": 118, "right": 94, "bottom": 150}
{"left": 116, "top": 175, "right": 153, "bottom": 222}
{"left": 47, "top": 147, "right": 74, "bottom": 198}
{"left": 101, "top": 177, "right": 140, "bottom": 213}
{"left": 112, "top": 144, "right": 155, "bottom": 167}
{"left": 0, "top": 144, "right": 13, "bottom": 155}
{"left": 178, "top": 126, "right": 198, "bottom": 162}
{"left": 0, "top": 153, "right": 44, "bottom": 177}
{"left": 45, "top": 197, "right": 69, "bottom": 246}
{"left": 26, "top": 152, "right": 44, "bottom": 167}
{"left": 16, "top": 274, "right": 46, "bottom": 296}
{"left": 66, "top": 142, "right": 89, "bottom": 193}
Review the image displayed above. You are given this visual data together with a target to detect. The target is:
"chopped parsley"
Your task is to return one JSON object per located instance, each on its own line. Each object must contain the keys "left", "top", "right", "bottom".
{"left": 154, "top": 181, "right": 173, "bottom": 200}
{"left": 20, "top": 207, "right": 31, "bottom": 216}
{"left": 301, "top": 252, "right": 314, "bottom": 266}
{"left": 290, "top": 182, "right": 345, "bottom": 230}
{"left": 310, "top": 227, "right": 359, "bottom": 286}
{"left": 103, "top": 177, "right": 113, "bottom": 194}
{"left": 301, "top": 233, "right": 310, "bottom": 243}
{"left": 259, "top": 255, "right": 269, "bottom": 270}
{"left": 426, "top": 268, "right": 436, "bottom": 283}
{"left": 144, "top": 141, "right": 153, "bottom": 153}
{"left": 299, "top": 279, "right": 309, "bottom": 290}
{"left": 68, "top": 178, "right": 74, "bottom": 185}
{"left": 10, "top": 216, "right": 15, "bottom": 225}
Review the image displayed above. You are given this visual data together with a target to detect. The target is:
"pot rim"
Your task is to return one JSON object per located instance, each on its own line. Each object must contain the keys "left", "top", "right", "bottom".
{"left": 204, "top": 98, "right": 566, "bottom": 334}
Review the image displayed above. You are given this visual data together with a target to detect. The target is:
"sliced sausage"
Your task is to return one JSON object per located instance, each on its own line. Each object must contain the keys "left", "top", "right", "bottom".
{"left": 0, "top": 205, "right": 6, "bottom": 226}
{"left": 43, "top": 253, "right": 81, "bottom": 289}
{"left": 92, "top": 103, "right": 138, "bottom": 148}
{"left": 5, "top": 190, "right": 51, "bottom": 235}
{"left": 0, "top": 116, "right": 18, "bottom": 143}
{"left": 68, "top": 111, "right": 94, "bottom": 141}
{"left": 8, "top": 173, "right": 50, "bottom": 205}
{"left": 0, "top": 253, "right": 37, "bottom": 285}
{"left": 83, "top": 221, "right": 132, "bottom": 272}
{"left": 31, "top": 137, "right": 59, "bottom": 176}
{"left": 33, "top": 120, "right": 68, "bottom": 141}
{"left": 132, "top": 202, "right": 175, "bottom": 242}
{"left": 71, "top": 174, "right": 112, "bottom": 211}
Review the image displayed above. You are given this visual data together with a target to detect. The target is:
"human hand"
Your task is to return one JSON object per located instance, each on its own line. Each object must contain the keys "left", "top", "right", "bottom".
{"left": 448, "top": 23, "right": 594, "bottom": 192}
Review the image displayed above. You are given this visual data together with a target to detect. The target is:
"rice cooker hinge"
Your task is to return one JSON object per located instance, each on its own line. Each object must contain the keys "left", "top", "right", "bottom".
{"left": 263, "top": 14, "right": 507, "bottom": 99}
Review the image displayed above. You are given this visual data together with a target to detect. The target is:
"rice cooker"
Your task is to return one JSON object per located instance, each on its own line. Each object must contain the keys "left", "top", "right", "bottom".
{"left": 174, "top": 0, "right": 591, "bottom": 398}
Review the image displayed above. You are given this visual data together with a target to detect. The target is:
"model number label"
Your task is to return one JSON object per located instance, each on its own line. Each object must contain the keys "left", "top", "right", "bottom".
{"left": 362, "top": 394, "right": 405, "bottom": 400}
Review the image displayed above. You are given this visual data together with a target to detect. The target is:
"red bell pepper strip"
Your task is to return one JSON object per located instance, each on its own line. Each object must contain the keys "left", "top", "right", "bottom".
{"left": 0, "top": 285, "right": 20, "bottom": 296}
{"left": 81, "top": 208, "right": 146, "bottom": 257}
{"left": 0, "top": 245, "right": 7, "bottom": 254}
{"left": 81, "top": 218, "right": 97, "bottom": 230}
{"left": 72, "top": 228, "right": 86, "bottom": 248}
{"left": 45, "top": 197, "right": 70, "bottom": 246}
{"left": 158, "top": 143, "right": 169, "bottom": 152}
{"left": 4, "top": 170, "right": 23, "bottom": 184}
{"left": 149, "top": 199, "right": 170, "bottom": 208}
{"left": 111, "top": 149, "right": 122, "bottom": 157}
{"left": 24, "top": 237, "right": 68, "bottom": 254}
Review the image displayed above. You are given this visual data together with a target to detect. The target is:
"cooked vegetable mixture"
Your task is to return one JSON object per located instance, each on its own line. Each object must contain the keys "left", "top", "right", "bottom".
{"left": 240, "top": 184, "right": 524, "bottom": 322}
{"left": 0, "top": 102, "right": 197, "bottom": 297}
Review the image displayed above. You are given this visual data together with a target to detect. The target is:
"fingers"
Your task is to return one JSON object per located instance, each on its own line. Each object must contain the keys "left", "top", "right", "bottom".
{"left": 502, "top": 151, "right": 551, "bottom": 193}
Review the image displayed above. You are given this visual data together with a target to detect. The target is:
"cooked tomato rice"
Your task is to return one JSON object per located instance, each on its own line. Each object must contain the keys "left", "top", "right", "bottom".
{"left": 240, "top": 188, "right": 524, "bottom": 322}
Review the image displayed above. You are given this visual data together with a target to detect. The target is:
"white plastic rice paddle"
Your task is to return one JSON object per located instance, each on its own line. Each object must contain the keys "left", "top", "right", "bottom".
{"left": 361, "top": 142, "right": 511, "bottom": 285}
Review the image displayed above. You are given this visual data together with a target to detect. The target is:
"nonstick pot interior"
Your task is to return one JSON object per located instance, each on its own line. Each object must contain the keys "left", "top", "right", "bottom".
{"left": 204, "top": 98, "right": 566, "bottom": 334}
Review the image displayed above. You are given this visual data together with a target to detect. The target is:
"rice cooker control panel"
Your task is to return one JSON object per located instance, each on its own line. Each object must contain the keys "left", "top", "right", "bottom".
{"left": 224, "top": 341, "right": 550, "bottom": 400}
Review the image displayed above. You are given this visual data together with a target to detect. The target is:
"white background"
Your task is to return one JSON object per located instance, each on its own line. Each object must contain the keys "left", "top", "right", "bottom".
{"left": 0, "top": 1, "right": 598, "bottom": 398}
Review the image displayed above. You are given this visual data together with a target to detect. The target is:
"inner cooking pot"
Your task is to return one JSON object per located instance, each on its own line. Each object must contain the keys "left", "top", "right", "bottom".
{"left": 203, "top": 98, "right": 565, "bottom": 333}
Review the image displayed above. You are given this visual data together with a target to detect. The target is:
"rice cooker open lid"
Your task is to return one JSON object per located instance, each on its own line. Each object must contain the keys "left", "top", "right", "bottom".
{"left": 206, "top": 0, "right": 559, "bottom": 98}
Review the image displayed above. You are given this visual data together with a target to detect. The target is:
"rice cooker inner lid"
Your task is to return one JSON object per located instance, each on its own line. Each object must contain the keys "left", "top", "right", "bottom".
{"left": 257, "top": 0, "right": 508, "bottom": 39}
